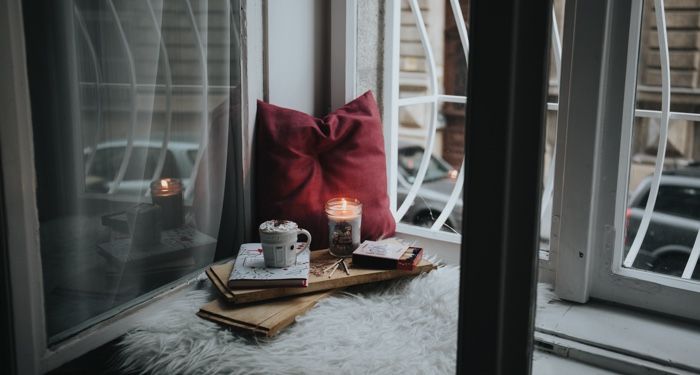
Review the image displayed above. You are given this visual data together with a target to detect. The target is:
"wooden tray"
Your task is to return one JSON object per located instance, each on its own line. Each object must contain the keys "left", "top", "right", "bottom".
{"left": 206, "top": 249, "right": 436, "bottom": 304}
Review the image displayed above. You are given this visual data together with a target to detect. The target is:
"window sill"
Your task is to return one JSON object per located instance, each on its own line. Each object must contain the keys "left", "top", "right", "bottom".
{"left": 394, "top": 229, "right": 461, "bottom": 265}
{"left": 536, "top": 283, "right": 700, "bottom": 374}
{"left": 44, "top": 268, "right": 212, "bottom": 371}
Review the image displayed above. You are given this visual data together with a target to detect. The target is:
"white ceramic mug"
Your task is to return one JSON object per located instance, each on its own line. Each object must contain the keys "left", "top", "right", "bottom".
{"left": 259, "top": 220, "right": 312, "bottom": 267}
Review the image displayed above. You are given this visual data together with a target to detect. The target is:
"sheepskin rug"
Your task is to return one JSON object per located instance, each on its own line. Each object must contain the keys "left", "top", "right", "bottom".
{"left": 118, "top": 265, "right": 459, "bottom": 374}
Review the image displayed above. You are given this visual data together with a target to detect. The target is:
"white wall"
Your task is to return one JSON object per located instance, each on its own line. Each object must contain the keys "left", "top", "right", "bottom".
{"left": 266, "top": 0, "right": 329, "bottom": 116}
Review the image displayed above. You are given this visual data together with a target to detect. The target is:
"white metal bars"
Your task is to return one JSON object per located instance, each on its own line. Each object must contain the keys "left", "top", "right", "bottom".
{"left": 393, "top": 0, "right": 441, "bottom": 223}
{"left": 105, "top": 0, "right": 138, "bottom": 194}
{"left": 75, "top": 5, "right": 104, "bottom": 178}
{"left": 428, "top": 0, "right": 470, "bottom": 232}
{"left": 392, "top": 0, "right": 563, "bottom": 238}
{"left": 75, "top": 0, "right": 216, "bottom": 199}
{"left": 145, "top": 0, "right": 174, "bottom": 193}
{"left": 623, "top": 0, "right": 671, "bottom": 268}
{"left": 683, "top": 231, "right": 700, "bottom": 278}
{"left": 183, "top": 0, "right": 210, "bottom": 200}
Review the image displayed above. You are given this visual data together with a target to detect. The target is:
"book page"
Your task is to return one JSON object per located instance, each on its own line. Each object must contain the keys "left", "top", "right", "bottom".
{"left": 229, "top": 243, "right": 309, "bottom": 281}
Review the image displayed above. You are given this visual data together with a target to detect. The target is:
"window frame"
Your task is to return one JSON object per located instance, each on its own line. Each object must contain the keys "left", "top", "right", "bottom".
{"left": 552, "top": 0, "right": 700, "bottom": 320}
{"left": 382, "top": 0, "right": 466, "bottom": 244}
{"left": 381, "top": 0, "right": 565, "bottom": 252}
{"left": 0, "top": 0, "right": 262, "bottom": 372}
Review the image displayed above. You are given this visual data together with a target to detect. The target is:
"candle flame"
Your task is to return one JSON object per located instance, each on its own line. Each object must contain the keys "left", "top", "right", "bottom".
{"left": 341, "top": 198, "right": 348, "bottom": 210}
{"left": 160, "top": 179, "right": 169, "bottom": 188}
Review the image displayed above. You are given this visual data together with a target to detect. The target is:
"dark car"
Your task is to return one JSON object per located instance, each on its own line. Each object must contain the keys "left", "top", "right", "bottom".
{"left": 625, "top": 164, "right": 700, "bottom": 279}
{"left": 397, "top": 143, "right": 462, "bottom": 232}
{"left": 84, "top": 140, "right": 197, "bottom": 194}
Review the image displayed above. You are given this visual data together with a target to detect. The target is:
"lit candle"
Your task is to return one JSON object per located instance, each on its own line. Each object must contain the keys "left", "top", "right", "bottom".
{"left": 325, "top": 197, "right": 362, "bottom": 257}
{"left": 150, "top": 178, "right": 184, "bottom": 230}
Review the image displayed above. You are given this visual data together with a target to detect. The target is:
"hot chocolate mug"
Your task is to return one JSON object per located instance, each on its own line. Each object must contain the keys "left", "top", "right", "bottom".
{"left": 258, "top": 220, "right": 312, "bottom": 267}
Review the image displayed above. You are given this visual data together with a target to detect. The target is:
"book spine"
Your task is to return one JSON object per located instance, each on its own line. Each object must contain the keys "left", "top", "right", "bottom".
{"left": 227, "top": 281, "right": 308, "bottom": 289}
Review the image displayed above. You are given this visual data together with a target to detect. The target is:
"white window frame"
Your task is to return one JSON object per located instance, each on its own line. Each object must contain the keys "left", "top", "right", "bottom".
{"left": 382, "top": 0, "right": 564, "bottom": 252}
{"left": 0, "top": 0, "right": 262, "bottom": 372}
{"left": 383, "top": 0, "right": 466, "bottom": 245}
{"left": 552, "top": 0, "right": 700, "bottom": 321}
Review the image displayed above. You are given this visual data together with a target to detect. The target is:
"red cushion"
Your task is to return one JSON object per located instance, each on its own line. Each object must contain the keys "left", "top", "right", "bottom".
{"left": 255, "top": 91, "right": 396, "bottom": 250}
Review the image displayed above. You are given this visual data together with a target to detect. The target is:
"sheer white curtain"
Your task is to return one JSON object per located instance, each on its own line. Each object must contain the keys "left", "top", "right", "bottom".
{"left": 27, "top": 0, "right": 240, "bottom": 342}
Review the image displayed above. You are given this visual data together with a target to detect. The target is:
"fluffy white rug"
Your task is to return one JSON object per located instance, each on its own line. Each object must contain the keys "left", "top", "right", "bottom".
{"left": 118, "top": 265, "right": 459, "bottom": 374}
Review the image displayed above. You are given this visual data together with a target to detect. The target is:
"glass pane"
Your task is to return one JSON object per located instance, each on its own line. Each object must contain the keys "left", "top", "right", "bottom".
{"left": 23, "top": 0, "right": 241, "bottom": 342}
{"left": 621, "top": 0, "right": 700, "bottom": 281}
{"left": 539, "top": 0, "right": 565, "bottom": 252}
{"left": 396, "top": 0, "right": 466, "bottom": 235}
{"left": 399, "top": 0, "right": 431, "bottom": 99}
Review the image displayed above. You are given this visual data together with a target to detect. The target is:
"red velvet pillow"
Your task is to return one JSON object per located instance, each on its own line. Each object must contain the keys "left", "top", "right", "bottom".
{"left": 255, "top": 91, "right": 395, "bottom": 250}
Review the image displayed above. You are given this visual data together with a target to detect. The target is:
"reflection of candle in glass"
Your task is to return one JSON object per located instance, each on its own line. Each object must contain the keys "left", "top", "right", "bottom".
{"left": 325, "top": 197, "right": 362, "bottom": 257}
{"left": 150, "top": 178, "right": 183, "bottom": 230}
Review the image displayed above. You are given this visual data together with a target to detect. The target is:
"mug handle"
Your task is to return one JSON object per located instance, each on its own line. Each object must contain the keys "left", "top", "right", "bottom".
{"left": 295, "top": 229, "right": 312, "bottom": 254}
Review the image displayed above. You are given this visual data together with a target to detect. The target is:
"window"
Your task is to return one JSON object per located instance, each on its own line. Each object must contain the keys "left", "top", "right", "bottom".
{"left": 383, "top": 0, "right": 468, "bottom": 241}
{"left": 384, "top": 0, "right": 565, "bottom": 249}
{"left": 1, "top": 0, "right": 263, "bottom": 371}
{"left": 620, "top": 0, "right": 700, "bottom": 285}
{"left": 22, "top": 0, "right": 244, "bottom": 344}
{"left": 552, "top": 0, "right": 700, "bottom": 320}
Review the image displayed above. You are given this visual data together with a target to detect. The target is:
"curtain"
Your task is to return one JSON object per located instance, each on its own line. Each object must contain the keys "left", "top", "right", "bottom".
{"left": 24, "top": 0, "right": 241, "bottom": 342}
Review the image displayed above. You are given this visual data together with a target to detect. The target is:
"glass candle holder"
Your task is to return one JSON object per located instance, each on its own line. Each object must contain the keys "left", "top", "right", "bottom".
{"left": 150, "top": 178, "right": 183, "bottom": 230}
{"left": 325, "top": 197, "right": 362, "bottom": 257}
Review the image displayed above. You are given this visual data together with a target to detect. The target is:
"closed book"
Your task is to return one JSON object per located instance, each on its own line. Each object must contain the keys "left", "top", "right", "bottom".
{"left": 197, "top": 291, "right": 333, "bottom": 337}
{"left": 228, "top": 243, "right": 309, "bottom": 289}
{"left": 352, "top": 240, "right": 424, "bottom": 271}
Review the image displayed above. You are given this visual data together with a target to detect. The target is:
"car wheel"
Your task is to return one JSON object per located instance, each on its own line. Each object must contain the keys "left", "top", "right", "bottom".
{"left": 413, "top": 210, "right": 437, "bottom": 228}
{"left": 651, "top": 252, "right": 689, "bottom": 277}
{"left": 413, "top": 210, "right": 454, "bottom": 229}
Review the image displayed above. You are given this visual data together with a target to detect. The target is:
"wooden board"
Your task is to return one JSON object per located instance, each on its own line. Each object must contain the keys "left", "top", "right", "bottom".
{"left": 206, "top": 249, "right": 436, "bottom": 304}
{"left": 196, "top": 291, "right": 333, "bottom": 337}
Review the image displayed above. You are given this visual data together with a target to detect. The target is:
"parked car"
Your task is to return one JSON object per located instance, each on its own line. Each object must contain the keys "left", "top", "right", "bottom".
{"left": 397, "top": 142, "right": 462, "bottom": 232}
{"left": 84, "top": 140, "right": 197, "bottom": 195}
{"left": 626, "top": 164, "right": 700, "bottom": 279}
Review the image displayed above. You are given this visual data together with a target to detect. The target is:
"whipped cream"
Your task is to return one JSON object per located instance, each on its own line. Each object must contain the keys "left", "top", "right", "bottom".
{"left": 259, "top": 219, "right": 298, "bottom": 233}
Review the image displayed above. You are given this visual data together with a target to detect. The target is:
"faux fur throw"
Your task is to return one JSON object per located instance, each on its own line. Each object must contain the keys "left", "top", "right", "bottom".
{"left": 118, "top": 265, "right": 459, "bottom": 374}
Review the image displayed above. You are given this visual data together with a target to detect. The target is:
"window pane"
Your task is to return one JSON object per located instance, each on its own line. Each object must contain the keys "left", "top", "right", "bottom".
{"left": 394, "top": 0, "right": 564, "bottom": 241}
{"left": 539, "top": 0, "right": 565, "bottom": 252}
{"left": 23, "top": 0, "right": 241, "bottom": 342}
{"left": 394, "top": 0, "right": 465, "bottom": 235}
{"left": 621, "top": 0, "right": 700, "bottom": 282}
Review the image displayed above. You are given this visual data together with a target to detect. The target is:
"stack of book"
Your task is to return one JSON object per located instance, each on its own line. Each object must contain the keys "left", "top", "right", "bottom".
{"left": 199, "top": 240, "right": 435, "bottom": 337}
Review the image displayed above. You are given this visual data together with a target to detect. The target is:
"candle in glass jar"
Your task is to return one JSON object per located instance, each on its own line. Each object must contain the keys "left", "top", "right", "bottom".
{"left": 325, "top": 197, "right": 362, "bottom": 257}
{"left": 150, "top": 178, "right": 183, "bottom": 230}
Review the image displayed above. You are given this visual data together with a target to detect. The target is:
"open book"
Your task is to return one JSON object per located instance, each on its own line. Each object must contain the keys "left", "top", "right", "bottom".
{"left": 228, "top": 243, "right": 309, "bottom": 288}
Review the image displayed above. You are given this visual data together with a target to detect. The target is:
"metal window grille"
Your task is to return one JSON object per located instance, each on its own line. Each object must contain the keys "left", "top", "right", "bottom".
{"left": 622, "top": 0, "right": 700, "bottom": 281}
{"left": 389, "top": 0, "right": 563, "bottom": 244}
{"left": 76, "top": 0, "right": 239, "bottom": 202}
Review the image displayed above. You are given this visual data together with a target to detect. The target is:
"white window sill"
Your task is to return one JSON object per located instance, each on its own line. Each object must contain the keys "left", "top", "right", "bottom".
{"left": 536, "top": 283, "right": 700, "bottom": 374}
{"left": 394, "top": 230, "right": 461, "bottom": 265}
